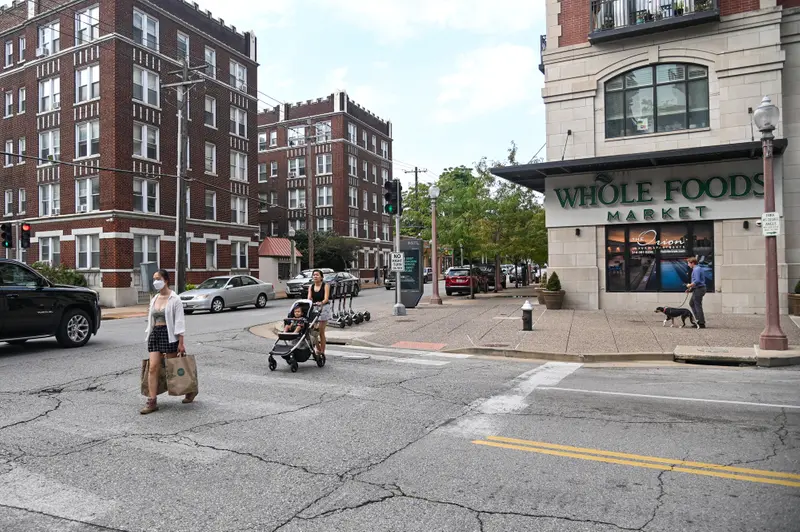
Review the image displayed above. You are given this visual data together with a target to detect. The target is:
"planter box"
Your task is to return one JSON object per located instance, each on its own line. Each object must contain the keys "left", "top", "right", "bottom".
{"left": 790, "top": 293, "right": 800, "bottom": 316}
{"left": 543, "top": 290, "right": 565, "bottom": 310}
{"left": 535, "top": 287, "right": 545, "bottom": 305}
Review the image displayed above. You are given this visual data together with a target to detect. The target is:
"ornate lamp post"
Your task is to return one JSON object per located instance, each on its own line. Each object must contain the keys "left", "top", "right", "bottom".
{"left": 753, "top": 95, "right": 788, "bottom": 351}
{"left": 375, "top": 237, "right": 382, "bottom": 284}
{"left": 288, "top": 226, "right": 297, "bottom": 278}
{"left": 429, "top": 185, "right": 442, "bottom": 304}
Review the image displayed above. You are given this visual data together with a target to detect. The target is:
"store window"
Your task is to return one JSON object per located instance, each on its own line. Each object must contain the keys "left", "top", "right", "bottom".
{"left": 605, "top": 222, "right": 714, "bottom": 293}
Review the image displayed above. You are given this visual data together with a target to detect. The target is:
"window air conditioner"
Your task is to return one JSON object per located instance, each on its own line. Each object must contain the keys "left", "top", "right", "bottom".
{"left": 298, "top": 202, "right": 306, "bottom": 209}
{"left": 78, "top": 205, "right": 87, "bottom": 212}
{"left": 238, "top": 83, "right": 247, "bottom": 92}
{"left": 52, "top": 208, "right": 60, "bottom": 215}
{"left": 35, "top": 47, "right": 47, "bottom": 57}
{"left": 288, "top": 171, "right": 296, "bottom": 178}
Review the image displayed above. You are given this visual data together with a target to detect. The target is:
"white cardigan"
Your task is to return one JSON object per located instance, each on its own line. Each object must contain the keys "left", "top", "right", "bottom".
{"left": 144, "top": 291, "right": 186, "bottom": 343}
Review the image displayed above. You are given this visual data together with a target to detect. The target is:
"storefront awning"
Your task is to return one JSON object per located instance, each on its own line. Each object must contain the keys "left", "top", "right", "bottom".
{"left": 492, "top": 139, "right": 788, "bottom": 193}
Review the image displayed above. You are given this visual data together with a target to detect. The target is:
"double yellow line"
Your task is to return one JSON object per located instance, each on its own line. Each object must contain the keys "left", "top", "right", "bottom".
{"left": 473, "top": 436, "right": 800, "bottom": 488}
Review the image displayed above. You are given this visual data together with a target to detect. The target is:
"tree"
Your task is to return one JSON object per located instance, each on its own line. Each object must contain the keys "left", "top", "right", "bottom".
{"left": 399, "top": 182, "right": 432, "bottom": 239}
{"left": 293, "top": 230, "right": 360, "bottom": 271}
{"left": 435, "top": 165, "right": 491, "bottom": 264}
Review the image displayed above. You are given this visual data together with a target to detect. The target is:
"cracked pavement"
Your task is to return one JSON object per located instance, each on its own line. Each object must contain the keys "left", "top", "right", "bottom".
{"left": 1, "top": 294, "right": 799, "bottom": 531}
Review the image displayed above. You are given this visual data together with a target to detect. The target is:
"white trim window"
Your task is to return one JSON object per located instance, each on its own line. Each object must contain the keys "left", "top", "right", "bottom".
{"left": 204, "top": 142, "right": 216, "bottom": 174}
{"left": 372, "top": 166, "right": 377, "bottom": 184}
{"left": 269, "top": 221, "right": 278, "bottom": 236}
{"left": 258, "top": 132, "right": 267, "bottom": 151}
{"left": 206, "top": 239, "right": 217, "bottom": 269}
{"left": 363, "top": 219, "right": 369, "bottom": 238}
{"left": 288, "top": 189, "right": 306, "bottom": 210}
{"left": 362, "top": 130, "right": 367, "bottom": 147}
{"left": 18, "top": 36, "right": 25, "bottom": 61}
{"left": 204, "top": 96, "right": 216, "bottom": 127}
{"left": 177, "top": 31, "right": 189, "bottom": 59}
{"left": 229, "top": 60, "right": 247, "bottom": 90}
{"left": 270, "top": 191, "right": 278, "bottom": 207}
{"left": 382, "top": 223, "right": 389, "bottom": 241}
{"left": 381, "top": 140, "right": 389, "bottom": 158}
{"left": 382, "top": 168, "right": 389, "bottom": 184}
{"left": 3, "top": 140, "right": 12, "bottom": 167}
{"left": 133, "top": 67, "right": 159, "bottom": 106}
{"left": 133, "top": 234, "right": 159, "bottom": 268}
{"left": 270, "top": 161, "right": 278, "bottom": 177}
{"left": 76, "top": 234, "right": 100, "bottom": 269}
{"left": 4, "top": 189, "right": 12, "bottom": 214}
{"left": 229, "top": 106, "right": 247, "bottom": 138}
{"left": 372, "top": 193, "right": 378, "bottom": 212}
{"left": 231, "top": 195, "right": 248, "bottom": 224}
{"left": 316, "top": 120, "right": 331, "bottom": 142}
{"left": 39, "top": 236, "right": 60, "bottom": 266}
{"left": 317, "top": 217, "right": 333, "bottom": 232}
{"left": 38, "top": 21, "right": 60, "bottom": 56}
{"left": 258, "top": 163, "right": 267, "bottom": 183}
{"left": 133, "top": 9, "right": 158, "bottom": 51}
{"left": 38, "top": 77, "right": 60, "bottom": 112}
{"left": 373, "top": 222, "right": 378, "bottom": 240}
{"left": 269, "top": 130, "right": 277, "bottom": 146}
{"left": 38, "top": 129, "right": 60, "bottom": 163}
{"left": 75, "top": 120, "right": 100, "bottom": 158}
{"left": 348, "top": 123, "right": 357, "bottom": 143}
{"left": 348, "top": 155, "right": 357, "bottom": 176}
{"left": 317, "top": 185, "right": 332, "bottom": 207}
{"left": 4, "top": 91, "right": 12, "bottom": 117}
{"left": 133, "top": 178, "right": 158, "bottom": 213}
{"left": 38, "top": 183, "right": 60, "bottom": 216}
{"left": 349, "top": 217, "right": 359, "bottom": 238}
{"left": 133, "top": 123, "right": 159, "bottom": 160}
{"left": 258, "top": 192, "right": 269, "bottom": 212}
{"left": 18, "top": 188, "right": 26, "bottom": 213}
{"left": 75, "top": 64, "right": 100, "bottom": 102}
{"left": 362, "top": 190, "right": 368, "bottom": 211}
{"left": 288, "top": 126, "right": 305, "bottom": 146}
{"left": 18, "top": 87, "right": 25, "bottom": 113}
{"left": 349, "top": 186, "right": 358, "bottom": 208}
{"left": 4, "top": 41, "right": 12, "bottom": 67}
{"left": 288, "top": 157, "right": 305, "bottom": 177}
{"left": 204, "top": 46, "right": 216, "bottom": 78}
{"left": 75, "top": 6, "right": 100, "bottom": 45}
{"left": 363, "top": 161, "right": 368, "bottom": 180}
{"left": 229, "top": 150, "right": 247, "bottom": 181}
{"left": 231, "top": 241, "right": 248, "bottom": 269}
{"left": 205, "top": 190, "right": 216, "bottom": 220}
{"left": 371, "top": 134, "right": 377, "bottom": 152}
{"left": 289, "top": 219, "right": 306, "bottom": 232}
{"left": 316, "top": 153, "right": 332, "bottom": 175}
{"left": 75, "top": 176, "right": 100, "bottom": 212}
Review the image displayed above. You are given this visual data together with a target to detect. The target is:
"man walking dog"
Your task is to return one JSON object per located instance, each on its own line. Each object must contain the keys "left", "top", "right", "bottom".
{"left": 686, "top": 257, "right": 707, "bottom": 329}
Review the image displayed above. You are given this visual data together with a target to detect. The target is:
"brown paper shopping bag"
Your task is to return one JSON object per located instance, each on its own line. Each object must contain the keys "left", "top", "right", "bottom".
{"left": 141, "top": 358, "right": 168, "bottom": 396}
{"left": 166, "top": 354, "right": 199, "bottom": 396}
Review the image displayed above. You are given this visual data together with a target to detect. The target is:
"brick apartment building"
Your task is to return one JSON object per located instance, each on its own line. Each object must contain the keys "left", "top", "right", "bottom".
{"left": 257, "top": 91, "right": 394, "bottom": 275}
{"left": 495, "top": 0, "right": 800, "bottom": 314}
{"left": 0, "top": 0, "right": 259, "bottom": 307}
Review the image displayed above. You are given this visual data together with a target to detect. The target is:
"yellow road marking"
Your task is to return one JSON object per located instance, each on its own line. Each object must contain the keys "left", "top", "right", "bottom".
{"left": 486, "top": 436, "right": 800, "bottom": 480}
{"left": 472, "top": 441, "right": 800, "bottom": 488}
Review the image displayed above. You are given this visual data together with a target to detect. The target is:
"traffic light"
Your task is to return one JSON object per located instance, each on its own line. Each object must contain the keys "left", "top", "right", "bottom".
{"left": 384, "top": 179, "right": 402, "bottom": 215}
{"left": 1, "top": 223, "right": 12, "bottom": 249}
{"left": 20, "top": 223, "right": 31, "bottom": 249}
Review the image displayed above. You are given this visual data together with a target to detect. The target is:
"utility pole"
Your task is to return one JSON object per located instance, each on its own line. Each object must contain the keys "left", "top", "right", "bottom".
{"left": 403, "top": 167, "right": 427, "bottom": 205}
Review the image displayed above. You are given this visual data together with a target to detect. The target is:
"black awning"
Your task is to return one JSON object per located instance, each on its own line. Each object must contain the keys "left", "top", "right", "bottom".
{"left": 492, "top": 139, "right": 788, "bottom": 192}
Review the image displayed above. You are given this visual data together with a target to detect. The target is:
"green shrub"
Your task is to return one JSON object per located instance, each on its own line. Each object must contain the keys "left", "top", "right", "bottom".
{"left": 32, "top": 262, "right": 88, "bottom": 287}
{"left": 795, "top": 280, "right": 800, "bottom": 294}
{"left": 540, "top": 272, "right": 547, "bottom": 285}
{"left": 185, "top": 283, "right": 196, "bottom": 291}
{"left": 545, "top": 271, "right": 562, "bottom": 292}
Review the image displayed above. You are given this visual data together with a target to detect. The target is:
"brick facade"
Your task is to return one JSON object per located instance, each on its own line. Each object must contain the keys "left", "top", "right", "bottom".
{"left": 0, "top": 0, "right": 259, "bottom": 307}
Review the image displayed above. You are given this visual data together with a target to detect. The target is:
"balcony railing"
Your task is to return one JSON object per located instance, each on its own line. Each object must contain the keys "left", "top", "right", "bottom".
{"left": 589, "top": 0, "right": 719, "bottom": 43}
{"left": 539, "top": 35, "right": 546, "bottom": 74}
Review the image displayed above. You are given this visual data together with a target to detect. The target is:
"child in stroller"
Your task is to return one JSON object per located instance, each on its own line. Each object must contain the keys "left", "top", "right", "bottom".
{"left": 268, "top": 299, "right": 326, "bottom": 373}
{"left": 283, "top": 306, "right": 307, "bottom": 333}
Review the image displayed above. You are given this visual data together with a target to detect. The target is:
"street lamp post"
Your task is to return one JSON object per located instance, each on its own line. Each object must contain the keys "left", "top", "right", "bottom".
{"left": 375, "top": 237, "right": 381, "bottom": 285}
{"left": 753, "top": 95, "right": 788, "bottom": 351}
{"left": 429, "top": 185, "right": 442, "bottom": 305}
{"left": 288, "top": 227, "right": 297, "bottom": 278}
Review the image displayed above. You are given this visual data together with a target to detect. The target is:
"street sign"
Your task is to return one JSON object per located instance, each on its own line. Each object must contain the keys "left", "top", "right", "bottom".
{"left": 390, "top": 252, "right": 405, "bottom": 272}
{"left": 761, "top": 212, "right": 780, "bottom": 237}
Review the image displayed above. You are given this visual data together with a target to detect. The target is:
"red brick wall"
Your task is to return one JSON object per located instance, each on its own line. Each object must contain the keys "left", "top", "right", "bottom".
{"left": 722, "top": 0, "right": 760, "bottom": 15}
{"left": 777, "top": 0, "right": 800, "bottom": 7}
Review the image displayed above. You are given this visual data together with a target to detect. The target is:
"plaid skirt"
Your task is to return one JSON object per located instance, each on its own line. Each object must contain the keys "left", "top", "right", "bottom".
{"left": 317, "top": 303, "right": 332, "bottom": 322}
{"left": 148, "top": 326, "right": 179, "bottom": 354}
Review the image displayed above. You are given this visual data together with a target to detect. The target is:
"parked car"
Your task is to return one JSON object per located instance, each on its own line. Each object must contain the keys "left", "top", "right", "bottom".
{"left": 444, "top": 267, "right": 488, "bottom": 296}
{"left": 299, "top": 271, "right": 361, "bottom": 297}
{"left": 0, "top": 258, "right": 102, "bottom": 348}
{"left": 385, "top": 271, "right": 415, "bottom": 290}
{"left": 285, "top": 268, "right": 334, "bottom": 298}
{"left": 478, "top": 265, "right": 507, "bottom": 289}
{"left": 423, "top": 267, "right": 433, "bottom": 283}
{"left": 179, "top": 275, "right": 276, "bottom": 314}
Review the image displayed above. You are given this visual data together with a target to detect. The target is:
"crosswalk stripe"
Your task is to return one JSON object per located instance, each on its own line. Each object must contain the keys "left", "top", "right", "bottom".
{"left": 331, "top": 345, "right": 473, "bottom": 358}
{"left": 325, "top": 349, "right": 451, "bottom": 366}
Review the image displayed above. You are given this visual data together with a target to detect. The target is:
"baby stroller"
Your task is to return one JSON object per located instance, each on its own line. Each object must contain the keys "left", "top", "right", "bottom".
{"left": 268, "top": 299, "right": 326, "bottom": 372}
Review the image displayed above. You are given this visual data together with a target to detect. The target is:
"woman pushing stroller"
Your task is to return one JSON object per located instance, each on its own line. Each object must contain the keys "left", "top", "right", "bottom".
{"left": 307, "top": 269, "right": 331, "bottom": 356}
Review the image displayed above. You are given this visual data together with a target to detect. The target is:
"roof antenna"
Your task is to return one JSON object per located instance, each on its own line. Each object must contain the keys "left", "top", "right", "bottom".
{"left": 560, "top": 130, "right": 572, "bottom": 161}
{"left": 748, "top": 107, "right": 755, "bottom": 142}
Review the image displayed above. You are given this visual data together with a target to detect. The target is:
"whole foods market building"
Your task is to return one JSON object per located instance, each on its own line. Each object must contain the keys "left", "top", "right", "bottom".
{"left": 493, "top": 141, "right": 797, "bottom": 314}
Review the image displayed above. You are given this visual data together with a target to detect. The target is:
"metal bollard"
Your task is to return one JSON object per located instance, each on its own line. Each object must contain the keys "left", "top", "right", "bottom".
{"left": 521, "top": 300, "right": 533, "bottom": 331}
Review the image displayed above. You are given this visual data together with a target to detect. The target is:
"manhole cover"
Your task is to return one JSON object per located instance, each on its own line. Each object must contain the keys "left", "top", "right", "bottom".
{"left": 482, "top": 343, "right": 509, "bottom": 348}
{"left": 696, "top": 347, "right": 730, "bottom": 353}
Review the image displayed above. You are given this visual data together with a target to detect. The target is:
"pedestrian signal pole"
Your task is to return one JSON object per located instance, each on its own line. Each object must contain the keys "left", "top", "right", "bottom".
{"left": 384, "top": 179, "right": 405, "bottom": 316}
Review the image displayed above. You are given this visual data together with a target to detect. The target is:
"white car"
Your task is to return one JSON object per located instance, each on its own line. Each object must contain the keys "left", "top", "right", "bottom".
{"left": 179, "top": 275, "right": 276, "bottom": 314}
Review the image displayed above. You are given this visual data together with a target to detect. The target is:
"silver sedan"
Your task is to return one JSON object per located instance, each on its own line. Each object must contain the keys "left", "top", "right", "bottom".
{"left": 179, "top": 275, "right": 276, "bottom": 314}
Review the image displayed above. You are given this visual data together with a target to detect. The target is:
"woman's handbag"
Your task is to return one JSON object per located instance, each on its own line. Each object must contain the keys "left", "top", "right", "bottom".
{"left": 140, "top": 358, "right": 168, "bottom": 396}
{"left": 166, "top": 354, "right": 199, "bottom": 396}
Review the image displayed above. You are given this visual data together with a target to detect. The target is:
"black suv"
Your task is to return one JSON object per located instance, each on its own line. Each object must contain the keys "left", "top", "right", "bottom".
{"left": 0, "top": 259, "right": 102, "bottom": 348}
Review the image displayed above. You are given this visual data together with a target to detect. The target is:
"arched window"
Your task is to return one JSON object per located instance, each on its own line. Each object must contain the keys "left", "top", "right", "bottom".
{"left": 604, "top": 63, "right": 709, "bottom": 139}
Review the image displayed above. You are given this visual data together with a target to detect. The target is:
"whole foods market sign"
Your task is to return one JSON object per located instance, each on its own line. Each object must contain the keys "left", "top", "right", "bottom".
{"left": 544, "top": 161, "right": 783, "bottom": 228}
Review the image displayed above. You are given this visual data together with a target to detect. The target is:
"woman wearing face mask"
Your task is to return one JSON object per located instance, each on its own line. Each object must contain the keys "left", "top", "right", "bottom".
{"left": 141, "top": 269, "right": 192, "bottom": 415}
{"left": 307, "top": 269, "right": 331, "bottom": 356}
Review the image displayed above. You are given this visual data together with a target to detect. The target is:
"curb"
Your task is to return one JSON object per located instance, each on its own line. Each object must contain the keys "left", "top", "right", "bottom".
{"left": 102, "top": 313, "right": 148, "bottom": 321}
{"left": 441, "top": 346, "right": 673, "bottom": 363}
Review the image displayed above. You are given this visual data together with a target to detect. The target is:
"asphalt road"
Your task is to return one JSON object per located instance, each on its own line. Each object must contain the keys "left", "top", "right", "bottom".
{"left": 1, "top": 285, "right": 799, "bottom": 532}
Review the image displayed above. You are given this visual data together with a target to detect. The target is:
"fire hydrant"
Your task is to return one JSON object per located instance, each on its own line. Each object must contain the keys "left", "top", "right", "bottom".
{"left": 521, "top": 300, "right": 533, "bottom": 331}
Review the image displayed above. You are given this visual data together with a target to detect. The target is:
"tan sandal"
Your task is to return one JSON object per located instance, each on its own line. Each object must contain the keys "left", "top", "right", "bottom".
{"left": 140, "top": 398, "right": 158, "bottom": 415}
{"left": 182, "top": 392, "right": 197, "bottom": 404}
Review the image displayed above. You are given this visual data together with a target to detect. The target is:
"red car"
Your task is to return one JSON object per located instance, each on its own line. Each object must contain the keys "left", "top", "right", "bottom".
{"left": 445, "top": 267, "right": 488, "bottom": 296}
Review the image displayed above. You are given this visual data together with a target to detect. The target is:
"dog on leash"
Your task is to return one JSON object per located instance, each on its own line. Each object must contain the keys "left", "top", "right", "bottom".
{"left": 655, "top": 307, "right": 698, "bottom": 328}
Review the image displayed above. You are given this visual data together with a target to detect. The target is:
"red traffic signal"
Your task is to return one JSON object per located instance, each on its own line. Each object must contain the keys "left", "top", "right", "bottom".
{"left": 20, "top": 223, "right": 31, "bottom": 249}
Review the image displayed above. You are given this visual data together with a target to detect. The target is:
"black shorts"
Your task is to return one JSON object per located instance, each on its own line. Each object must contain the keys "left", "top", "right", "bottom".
{"left": 148, "top": 326, "right": 179, "bottom": 354}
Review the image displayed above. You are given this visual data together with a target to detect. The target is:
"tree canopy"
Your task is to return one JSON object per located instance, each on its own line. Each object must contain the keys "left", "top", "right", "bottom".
{"left": 293, "top": 230, "right": 360, "bottom": 271}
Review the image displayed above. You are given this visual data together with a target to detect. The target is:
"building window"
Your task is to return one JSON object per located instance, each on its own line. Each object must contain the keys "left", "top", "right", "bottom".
{"left": 317, "top": 185, "right": 332, "bottom": 207}
{"left": 288, "top": 189, "right": 306, "bottom": 210}
{"left": 206, "top": 239, "right": 217, "bottom": 269}
{"left": 204, "top": 96, "right": 216, "bottom": 127}
{"left": 605, "top": 64, "right": 709, "bottom": 139}
{"left": 177, "top": 31, "right": 189, "bottom": 59}
{"left": 75, "top": 176, "right": 100, "bottom": 212}
{"left": 362, "top": 130, "right": 367, "bottom": 147}
{"left": 18, "top": 36, "right": 25, "bottom": 61}
{"left": 4, "top": 190, "right": 12, "bottom": 214}
{"left": 382, "top": 223, "right": 389, "bottom": 241}
{"left": 363, "top": 161, "right": 368, "bottom": 180}
{"left": 38, "top": 21, "right": 60, "bottom": 56}
{"left": 204, "top": 142, "right": 216, "bottom": 174}
{"left": 3, "top": 91, "right": 11, "bottom": 117}
{"left": 4, "top": 41, "right": 11, "bottom": 67}
{"left": 133, "top": 67, "right": 159, "bottom": 106}
{"left": 373, "top": 166, "right": 377, "bottom": 184}
{"left": 270, "top": 191, "right": 278, "bottom": 206}
{"left": 231, "top": 242, "right": 248, "bottom": 269}
{"left": 229, "top": 151, "right": 247, "bottom": 181}
{"left": 133, "top": 123, "right": 159, "bottom": 160}
{"left": 269, "top": 130, "right": 277, "bottom": 146}
{"left": 133, "top": 9, "right": 158, "bottom": 51}
{"left": 231, "top": 195, "right": 248, "bottom": 224}
{"left": 316, "top": 120, "right": 331, "bottom": 142}
{"left": 316, "top": 153, "right": 332, "bottom": 175}
{"left": 270, "top": 161, "right": 278, "bottom": 177}
{"left": 349, "top": 217, "right": 359, "bottom": 238}
{"left": 204, "top": 190, "right": 216, "bottom": 220}
{"left": 18, "top": 87, "right": 25, "bottom": 113}
{"left": 372, "top": 193, "right": 378, "bottom": 212}
{"left": 3, "top": 140, "right": 12, "bottom": 167}
{"left": 371, "top": 134, "right": 376, "bottom": 152}
{"left": 605, "top": 222, "right": 714, "bottom": 293}
{"left": 39, "top": 236, "right": 60, "bottom": 266}
{"left": 133, "top": 235, "right": 159, "bottom": 268}
{"left": 18, "top": 189, "right": 26, "bottom": 213}
{"left": 230, "top": 106, "right": 247, "bottom": 138}
{"left": 363, "top": 219, "right": 369, "bottom": 238}
{"left": 38, "top": 129, "right": 60, "bottom": 163}
{"left": 133, "top": 178, "right": 157, "bottom": 213}
{"left": 289, "top": 218, "right": 304, "bottom": 232}
{"left": 348, "top": 123, "right": 357, "bottom": 143}
{"left": 348, "top": 155, "right": 357, "bottom": 176}
{"left": 373, "top": 222, "right": 378, "bottom": 240}
{"left": 38, "top": 183, "right": 60, "bottom": 216}
{"left": 288, "top": 157, "right": 305, "bottom": 177}
{"left": 75, "top": 120, "right": 100, "bottom": 158}
{"left": 229, "top": 60, "right": 247, "bottom": 90}
{"left": 75, "top": 64, "right": 100, "bottom": 102}
{"left": 204, "top": 46, "right": 216, "bottom": 78}
{"left": 362, "top": 190, "right": 368, "bottom": 211}
{"left": 317, "top": 217, "right": 333, "bottom": 232}
{"left": 258, "top": 193, "right": 269, "bottom": 212}
{"left": 349, "top": 186, "right": 358, "bottom": 208}
{"left": 38, "top": 77, "right": 60, "bottom": 112}
{"left": 258, "top": 163, "right": 267, "bottom": 183}
{"left": 381, "top": 140, "right": 388, "bottom": 158}
{"left": 288, "top": 126, "right": 305, "bottom": 146}
{"left": 381, "top": 168, "right": 388, "bottom": 184}
{"left": 76, "top": 234, "right": 100, "bottom": 269}
{"left": 258, "top": 132, "right": 267, "bottom": 151}
{"left": 75, "top": 6, "right": 100, "bottom": 45}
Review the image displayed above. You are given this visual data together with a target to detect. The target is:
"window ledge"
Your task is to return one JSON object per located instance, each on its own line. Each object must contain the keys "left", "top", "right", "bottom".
{"left": 36, "top": 109, "right": 60, "bottom": 117}
{"left": 132, "top": 155, "right": 161, "bottom": 164}
{"left": 606, "top": 126, "right": 711, "bottom": 142}
{"left": 74, "top": 154, "right": 100, "bottom": 162}
{"left": 36, "top": 163, "right": 58, "bottom": 169}
{"left": 132, "top": 100, "right": 162, "bottom": 112}
{"left": 205, "top": 124, "right": 217, "bottom": 130}
{"left": 74, "top": 97, "right": 101, "bottom": 107}
{"left": 205, "top": 171, "right": 217, "bottom": 177}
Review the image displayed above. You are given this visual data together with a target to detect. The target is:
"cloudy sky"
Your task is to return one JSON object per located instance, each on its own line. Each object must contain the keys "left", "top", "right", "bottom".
{"left": 198, "top": 0, "right": 548, "bottom": 186}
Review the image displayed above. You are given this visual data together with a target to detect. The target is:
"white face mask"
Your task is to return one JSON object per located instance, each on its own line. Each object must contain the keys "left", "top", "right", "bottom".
{"left": 153, "top": 280, "right": 166, "bottom": 291}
